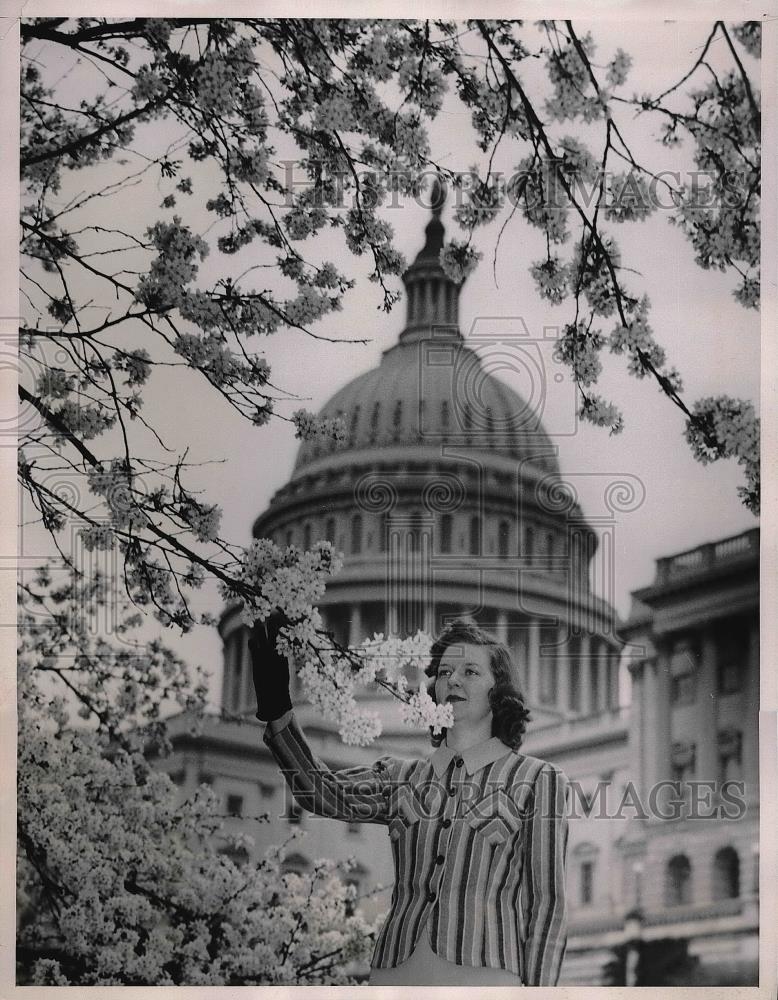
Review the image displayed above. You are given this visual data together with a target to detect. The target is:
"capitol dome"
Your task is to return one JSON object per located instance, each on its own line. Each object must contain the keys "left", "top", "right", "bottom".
{"left": 226, "top": 182, "right": 619, "bottom": 738}
{"left": 294, "top": 187, "right": 559, "bottom": 476}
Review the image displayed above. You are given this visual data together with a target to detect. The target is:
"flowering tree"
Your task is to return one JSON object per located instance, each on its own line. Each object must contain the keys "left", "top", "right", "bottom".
{"left": 17, "top": 17, "right": 761, "bottom": 984}
{"left": 17, "top": 569, "right": 377, "bottom": 985}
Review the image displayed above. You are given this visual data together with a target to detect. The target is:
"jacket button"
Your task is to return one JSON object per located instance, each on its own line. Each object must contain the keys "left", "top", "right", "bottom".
{"left": 442, "top": 818, "right": 452, "bottom": 828}
{"left": 427, "top": 891, "right": 437, "bottom": 902}
{"left": 455, "top": 757, "right": 464, "bottom": 767}
{"left": 448, "top": 787, "right": 456, "bottom": 797}
{"left": 435, "top": 854, "right": 445, "bottom": 865}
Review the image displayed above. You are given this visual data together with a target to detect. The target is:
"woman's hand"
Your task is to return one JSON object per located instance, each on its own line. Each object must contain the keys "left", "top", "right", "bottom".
{"left": 248, "top": 612, "right": 293, "bottom": 722}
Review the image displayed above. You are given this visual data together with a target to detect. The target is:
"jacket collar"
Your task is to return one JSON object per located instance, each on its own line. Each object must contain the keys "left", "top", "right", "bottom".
{"left": 429, "top": 735, "right": 513, "bottom": 777}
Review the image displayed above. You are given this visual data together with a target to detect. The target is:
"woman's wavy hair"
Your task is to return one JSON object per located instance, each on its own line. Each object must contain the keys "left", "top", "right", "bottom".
{"left": 424, "top": 618, "right": 532, "bottom": 750}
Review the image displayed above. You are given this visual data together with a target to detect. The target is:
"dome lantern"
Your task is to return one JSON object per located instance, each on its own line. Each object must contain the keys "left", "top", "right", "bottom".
{"left": 400, "top": 176, "right": 463, "bottom": 345}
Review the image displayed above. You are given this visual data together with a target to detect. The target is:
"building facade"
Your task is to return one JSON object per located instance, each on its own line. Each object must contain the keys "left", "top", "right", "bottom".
{"left": 160, "top": 200, "right": 760, "bottom": 985}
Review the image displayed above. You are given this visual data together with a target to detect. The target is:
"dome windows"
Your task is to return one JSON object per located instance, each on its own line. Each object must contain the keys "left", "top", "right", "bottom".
{"left": 349, "top": 405, "right": 360, "bottom": 445}
{"left": 498, "top": 520, "right": 510, "bottom": 559}
{"left": 369, "top": 401, "right": 380, "bottom": 444}
{"left": 351, "top": 513, "right": 363, "bottom": 555}
{"left": 469, "top": 515, "right": 481, "bottom": 556}
{"left": 440, "top": 513, "right": 452, "bottom": 554}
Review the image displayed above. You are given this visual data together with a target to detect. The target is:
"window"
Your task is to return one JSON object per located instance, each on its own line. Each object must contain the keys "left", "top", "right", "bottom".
{"left": 392, "top": 399, "right": 402, "bottom": 440}
{"left": 220, "top": 844, "right": 249, "bottom": 866}
{"left": 580, "top": 860, "right": 594, "bottom": 906}
{"left": 671, "top": 741, "right": 696, "bottom": 783}
{"left": 303, "top": 522, "right": 311, "bottom": 551}
{"left": 369, "top": 401, "right": 380, "bottom": 443}
{"left": 718, "top": 728, "right": 743, "bottom": 783}
{"left": 712, "top": 846, "right": 740, "bottom": 900}
{"left": 717, "top": 626, "right": 746, "bottom": 694}
{"left": 325, "top": 517, "right": 335, "bottom": 545}
{"left": 285, "top": 528, "right": 293, "bottom": 548}
{"left": 546, "top": 531, "right": 555, "bottom": 559}
{"left": 671, "top": 673, "right": 696, "bottom": 704}
{"left": 469, "top": 516, "right": 480, "bottom": 556}
{"left": 440, "top": 514, "right": 452, "bottom": 554}
{"left": 670, "top": 638, "right": 697, "bottom": 705}
{"left": 282, "top": 852, "right": 309, "bottom": 875}
{"left": 665, "top": 854, "right": 692, "bottom": 907}
{"left": 525, "top": 524, "right": 534, "bottom": 565}
{"left": 498, "top": 520, "right": 510, "bottom": 558}
{"left": 226, "top": 794, "right": 244, "bottom": 818}
{"left": 349, "top": 405, "right": 360, "bottom": 443}
{"left": 351, "top": 513, "right": 362, "bottom": 554}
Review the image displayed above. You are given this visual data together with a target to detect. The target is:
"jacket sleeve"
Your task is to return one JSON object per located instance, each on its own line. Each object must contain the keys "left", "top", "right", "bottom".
{"left": 520, "top": 763, "right": 570, "bottom": 986}
{"left": 262, "top": 710, "right": 396, "bottom": 826}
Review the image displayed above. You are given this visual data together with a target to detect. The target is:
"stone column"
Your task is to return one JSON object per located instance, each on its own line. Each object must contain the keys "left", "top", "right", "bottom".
{"left": 527, "top": 618, "right": 540, "bottom": 708}
{"left": 423, "top": 280, "right": 433, "bottom": 322}
{"left": 697, "top": 633, "right": 719, "bottom": 783}
{"left": 596, "top": 639, "right": 608, "bottom": 714}
{"left": 579, "top": 632, "right": 591, "bottom": 715}
{"left": 556, "top": 623, "right": 569, "bottom": 717}
{"left": 627, "top": 659, "right": 646, "bottom": 794}
{"left": 348, "top": 603, "right": 363, "bottom": 647}
{"left": 742, "top": 620, "right": 760, "bottom": 799}
{"left": 240, "top": 628, "right": 253, "bottom": 711}
{"left": 641, "top": 657, "right": 659, "bottom": 796}
{"left": 220, "top": 634, "right": 235, "bottom": 711}
{"left": 495, "top": 609, "right": 508, "bottom": 643}
{"left": 654, "top": 651, "right": 672, "bottom": 787}
{"left": 610, "top": 646, "right": 622, "bottom": 709}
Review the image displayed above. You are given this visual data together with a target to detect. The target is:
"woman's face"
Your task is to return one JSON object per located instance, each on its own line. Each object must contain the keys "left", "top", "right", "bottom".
{"left": 434, "top": 642, "right": 494, "bottom": 728}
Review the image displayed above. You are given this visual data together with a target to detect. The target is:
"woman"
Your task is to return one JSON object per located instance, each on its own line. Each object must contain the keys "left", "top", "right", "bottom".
{"left": 252, "top": 616, "right": 570, "bottom": 986}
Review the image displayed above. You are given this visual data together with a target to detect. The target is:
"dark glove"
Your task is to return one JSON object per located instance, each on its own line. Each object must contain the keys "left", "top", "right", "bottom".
{"left": 248, "top": 612, "right": 292, "bottom": 722}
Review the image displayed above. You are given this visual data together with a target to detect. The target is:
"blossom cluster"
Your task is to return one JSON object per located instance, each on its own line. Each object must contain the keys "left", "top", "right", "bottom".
{"left": 553, "top": 321, "right": 604, "bottom": 386}
{"left": 609, "top": 297, "right": 668, "bottom": 377}
{"left": 545, "top": 32, "right": 607, "bottom": 123}
{"left": 86, "top": 459, "right": 147, "bottom": 532}
{"left": 604, "top": 173, "right": 655, "bottom": 223}
{"left": 232, "top": 538, "right": 451, "bottom": 742}
{"left": 439, "top": 240, "right": 482, "bottom": 283}
{"left": 177, "top": 498, "right": 223, "bottom": 544}
{"left": 17, "top": 699, "right": 375, "bottom": 984}
{"left": 530, "top": 256, "right": 570, "bottom": 305}
{"left": 134, "top": 217, "right": 209, "bottom": 312}
{"left": 685, "top": 396, "right": 760, "bottom": 514}
{"left": 291, "top": 409, "right": 347, "bottom": 442}
{"left": 513, "top": 158, "right": 570, "bottom": 243}
{"left": 51, "top": 400, "right": 116, "bottom": 443}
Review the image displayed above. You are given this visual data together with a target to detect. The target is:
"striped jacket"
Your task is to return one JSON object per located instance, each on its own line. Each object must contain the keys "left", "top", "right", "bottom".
{"left": 263, "top": 713, "right": 570, "bottom": 984}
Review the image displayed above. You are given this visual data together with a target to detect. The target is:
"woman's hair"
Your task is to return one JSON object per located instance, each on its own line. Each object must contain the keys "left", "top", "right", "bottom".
{"left": 424, "top": 618, "right": 532, "bottom": 749}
